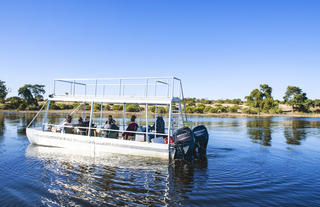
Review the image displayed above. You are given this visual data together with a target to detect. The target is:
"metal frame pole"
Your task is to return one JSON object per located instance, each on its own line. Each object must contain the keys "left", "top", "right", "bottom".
{"left": 88, "top": 101, "right": 94, "bottom": 137}
{"left": 100, "top": 102, "right": 103, "bottom": 127}
{"left": 73, "top": 80, "right": 75, "bottom": 96}
{"left": 83, "top": 101, "right": 86, "bottom": 119}
{"left": 53, "top": 80, "right": 56, "bottom": 95}
{"left": 146, "top": 103, "right": 149, "bottom": 142}
{"left": 42, "top": 100, "right": 51, "bottom": 131}
{"left": 167, "top": 102, "right": 172, "bottom": 151}
{"left": 95, "top": 79, "right": 98, "bottom": 97}
{"left": 122, "top": 103, "right": 125, "bottom": 130}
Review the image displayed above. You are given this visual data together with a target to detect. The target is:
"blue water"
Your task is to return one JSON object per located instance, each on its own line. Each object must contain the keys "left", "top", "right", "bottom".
{"left": 0, "top": 113, "right": 320, "bottom": 206}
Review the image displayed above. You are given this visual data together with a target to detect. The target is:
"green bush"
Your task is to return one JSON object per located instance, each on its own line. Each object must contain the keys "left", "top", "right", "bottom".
{"left": 50, "top": 104, "right": 61, "bottom": 110}
{"left": 4, "top": 96, "right": 25, "bottom": 109}
{"left": 150, "top": 106, "right": 168, "bottom": 113}
{"left": 26, "top": 105, "right": 39, "bottom": 110}
{"left": 268, "top": 107, "right": 283, "bottom": 114}
{"left": 242, "top": 107, "right": 259, "bottom": 114}
{"left": 210, "top": 107, "right": 219, "bottom": 113}
{"left": 112, "top": 104, "right": 123, "bottom": 111}
{"left": 231, "top": 99, "right": 242, "bottom": 105}
{"left": 94, "top": 103, "right": 103, "bottom": 110}
{"left": 186, "top": 106, "right": 195, "bottom": 113}
{"left": 226, "top": 105, "right": 240, "bottom": 113}
{"left": 204, "top": 106, "right": 213, "bottom": 113}
{"left": 104, "top": 104, "right": 111, "bottom": 111}
{"left": 72, "top": 103, "right": 80, "bottom": 108}
{"left": 126, "top": 104, "right": 140, "bottom": 112}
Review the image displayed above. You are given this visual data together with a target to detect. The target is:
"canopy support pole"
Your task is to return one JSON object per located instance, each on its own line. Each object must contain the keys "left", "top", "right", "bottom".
{"left": 88, "top": 101, "right": 94, "bottom": 137}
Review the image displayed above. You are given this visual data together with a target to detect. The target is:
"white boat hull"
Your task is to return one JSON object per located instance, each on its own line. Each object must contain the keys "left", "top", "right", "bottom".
{"left": 26, "top": 128, "right": 170, "bottom": 159}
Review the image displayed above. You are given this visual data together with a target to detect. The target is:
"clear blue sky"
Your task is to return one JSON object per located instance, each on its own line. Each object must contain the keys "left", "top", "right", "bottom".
{"left": 1, "top": 0, "right": 319, "bottom": 100}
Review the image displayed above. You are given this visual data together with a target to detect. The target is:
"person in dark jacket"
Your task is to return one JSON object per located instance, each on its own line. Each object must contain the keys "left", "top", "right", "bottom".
{"left": 148, "top": 115, "right": 165, "bottom": 140}
{"left": 122, "top": 115, "right": 138, "bottom": 140}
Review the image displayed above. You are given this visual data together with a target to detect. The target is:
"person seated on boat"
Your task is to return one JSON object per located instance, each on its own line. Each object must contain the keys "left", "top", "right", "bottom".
{"left": 75, "top": 117, "right": 87, "bottom": 135}
{"left": 104, "top": 115, "right": 119, "bottom": 138}
{"left": 62, "top": 115, "right": 74, "bottom": 134}
{"left": 148, "top": 114, "right": 165, "bottom": 141}
{"left": 77, "top": 117, "right": 84, "bottom": 126}
{"left": 122, "top": 115, "right": 138, "bottom": 140}
{"left": 104, "top": 115, "right": 116, "bottom": 129}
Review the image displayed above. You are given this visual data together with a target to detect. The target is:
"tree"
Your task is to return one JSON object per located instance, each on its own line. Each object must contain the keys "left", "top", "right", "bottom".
{"left": 245, "top": 84, "right": 275, "bottom": 114}
{"left": 283, "top": 86, "right": 309, "bottom": 112}
{"left": 0, "top": 80, "right": 8, "bottom": 103}
{"left": 31, "top": 84, "right": 45, "bottom": 101}
{"left": 260, "top": 84, "right": 272, "bottom": 98}
{"left": 18, "top": 84, "right": 45, "bottom": 106}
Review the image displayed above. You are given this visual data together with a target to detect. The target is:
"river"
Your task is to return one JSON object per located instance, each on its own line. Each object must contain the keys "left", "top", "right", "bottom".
{"left": 0, "top": 112, "right": 319, "bottom": 206}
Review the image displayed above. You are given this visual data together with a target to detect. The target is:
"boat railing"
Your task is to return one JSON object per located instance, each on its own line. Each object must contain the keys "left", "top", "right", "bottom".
{"left": 43, "top": 123, "right": 170, "bottom": 140}
{"left": 53, "top": 77, "right": 183, "bottom": 100}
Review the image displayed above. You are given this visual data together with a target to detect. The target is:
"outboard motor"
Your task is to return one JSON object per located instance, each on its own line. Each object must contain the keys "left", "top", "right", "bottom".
{"left": 173, "top": 127, "right": 195, "bottom": 161}
{"left": 193, "top": 125, "right": 209, "bottom": 160}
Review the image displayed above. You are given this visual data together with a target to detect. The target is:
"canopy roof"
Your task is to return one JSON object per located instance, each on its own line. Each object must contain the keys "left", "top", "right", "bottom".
{"left": 49, "top": 95, "right": 179, "bottom": 105}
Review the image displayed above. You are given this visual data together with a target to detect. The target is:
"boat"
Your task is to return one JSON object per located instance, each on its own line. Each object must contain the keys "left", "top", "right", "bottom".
{"left": 26, "top": 77, "right": 208, "bottom": 160}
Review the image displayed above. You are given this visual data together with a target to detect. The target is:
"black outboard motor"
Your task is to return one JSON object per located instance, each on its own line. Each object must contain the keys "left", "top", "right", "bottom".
{"left": 193, "top": 125, "right": 209, "bottom": 160}
{"left": 173, "top": 127, "right": 195, "bottom": 161}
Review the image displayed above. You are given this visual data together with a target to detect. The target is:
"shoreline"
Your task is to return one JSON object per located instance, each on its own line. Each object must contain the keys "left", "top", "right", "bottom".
{"left": 1, "top": 109, "right": 320, "bottom": 118}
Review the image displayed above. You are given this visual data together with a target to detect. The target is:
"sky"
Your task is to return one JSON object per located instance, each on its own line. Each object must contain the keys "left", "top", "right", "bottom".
{"left": 0, "top": 0, "right": 319, "bottom": 100}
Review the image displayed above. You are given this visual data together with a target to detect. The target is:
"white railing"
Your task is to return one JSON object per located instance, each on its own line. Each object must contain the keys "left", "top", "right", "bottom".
{"left": 53, "top": 77, "right": 183, "bottom": 100}
{"left": 43, "top": 123, "right": 169, "bottom": 141}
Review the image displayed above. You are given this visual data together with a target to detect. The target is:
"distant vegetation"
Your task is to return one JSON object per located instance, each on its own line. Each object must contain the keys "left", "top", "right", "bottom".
{"left": 0, "top": 79, "right": 320, "bottom": 115}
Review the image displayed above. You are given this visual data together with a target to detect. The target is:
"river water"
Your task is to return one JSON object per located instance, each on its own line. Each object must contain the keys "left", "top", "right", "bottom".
{"left": 0, "top": 112, "right": 319, "bottom": 206}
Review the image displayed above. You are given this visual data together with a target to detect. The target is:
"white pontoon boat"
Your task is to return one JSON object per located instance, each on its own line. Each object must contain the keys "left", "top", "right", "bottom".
{"left": 26, "top": 77, "right": 195, "bottom": 159}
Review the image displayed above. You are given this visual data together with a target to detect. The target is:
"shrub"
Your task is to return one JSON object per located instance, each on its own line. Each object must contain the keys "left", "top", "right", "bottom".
{"left": 50, "top": 104, "right": 61, "bottom": 110}
{"left": 231, "top": 99, "right": 242, "bottom": 105}
{"left": 4, "top": 96, "right": 25, "bottom": 109}
{"left": 242, "top": 107, "right": 259, "bottom": 114}
{"left": 210, "top": 107, "right": 219, "bottom": 113}
{"left": 186, "top": 106, "right": 195, "bottom": 113}
{"left": 226, "top": 105, "right": 240, "bottom": 113}
{"left": 104, "top": 104, "right": 111, "bottom": 111}
{"left": 150, "top": 106, "right": 168, "bottom": 114}
{"left": 26, "top": 105, "right": 39, "bottom": 110}
{"left": 94, "top": 103, "right": 102, "bottom": 110}
{"left": 72, "top": 103, "right": 80, "bottom": 108}
{"left": 268, "top": 107, "right": 283, "bottom": 114}
{"left": 126, "top": 104, "right": 140, "bottom": 112}
{"left": 112, "top": 104, "right": 123, "bottom": 111}
{"left": 204, "top": 106, "right": 213, "bottom": 113}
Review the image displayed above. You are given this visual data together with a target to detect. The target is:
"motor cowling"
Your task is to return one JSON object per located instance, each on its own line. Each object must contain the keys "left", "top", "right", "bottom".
{"left": 173, "top": 127, "right": 195, "bottom": 161}
{"left": 193, "top": 125, "right": 209, "bottom": 160}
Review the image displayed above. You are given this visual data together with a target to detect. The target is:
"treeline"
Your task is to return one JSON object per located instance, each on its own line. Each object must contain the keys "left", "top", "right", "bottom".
{"left": 1, "top": 80, "right": 320, "bottom": 114}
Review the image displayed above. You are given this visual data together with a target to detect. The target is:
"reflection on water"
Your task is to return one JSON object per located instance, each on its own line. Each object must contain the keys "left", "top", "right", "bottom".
{"left": 1, "top": 112, "right": 320, "bottom": 206}
{"left": 247, "top": 119, "right": 272, "bottom": 146}
{"left": 0, "top": 113, "right": 4, "bottom": 137}
{"left": 284, "top": 120, "right": 308, "bottom": 145}
{"left": 26, "top": 145, "right": 205, "bottom": 206}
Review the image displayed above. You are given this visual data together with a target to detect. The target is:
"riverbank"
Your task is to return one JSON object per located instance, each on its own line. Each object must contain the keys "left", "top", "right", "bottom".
{"left": 1, "top": 109, "right": 320, "bottom": 118}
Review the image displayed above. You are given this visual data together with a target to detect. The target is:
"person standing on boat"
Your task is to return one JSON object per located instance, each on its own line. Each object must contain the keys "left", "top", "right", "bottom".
{"left": 148, "top": 115, "right": 165, "bottom": 141}
{"left": 122, "top": 115, "right": 138, "bottom": 140}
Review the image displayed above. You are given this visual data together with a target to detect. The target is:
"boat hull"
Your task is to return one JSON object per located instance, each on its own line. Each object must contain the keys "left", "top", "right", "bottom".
{"left": 26, "top": 128, "right": 169, "bottom": 159}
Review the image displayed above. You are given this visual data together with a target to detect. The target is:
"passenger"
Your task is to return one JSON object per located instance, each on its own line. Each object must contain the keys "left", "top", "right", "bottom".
{"left": 104, "top": 115, "right": 116, "bottom": 129}
{"left": 104, "top": 115, "right": 119, "bottom": 138}
{"left": 77, "top": 117, "right": 84, "bottom": 126}
{"left": 122, "top": 115, "right": 138, "bottom": 140}
{"left": 148, "top": 115, "right": 165, "bottom": 141}
{"left": 62, "top": 115, "right": 74, "bottom": 134}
